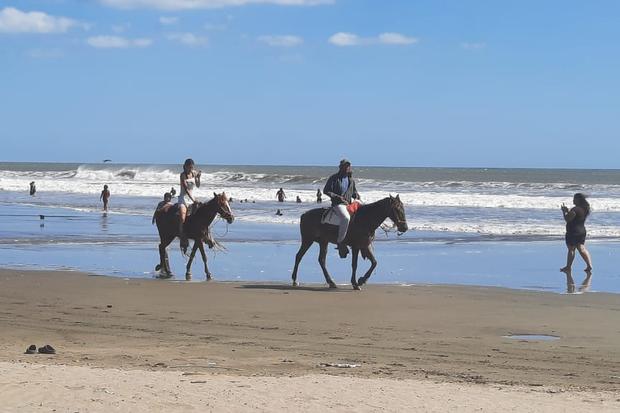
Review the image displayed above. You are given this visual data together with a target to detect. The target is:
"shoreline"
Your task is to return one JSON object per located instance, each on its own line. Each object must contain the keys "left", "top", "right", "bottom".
{"left": 2, "top": 268, "right": 619, "bottom": 410}
{"left": 2, "top": 269, "right": 620, "bottom": 388}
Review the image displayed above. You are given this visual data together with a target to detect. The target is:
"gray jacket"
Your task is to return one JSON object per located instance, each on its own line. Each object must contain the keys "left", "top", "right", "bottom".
{"left": 323, "top": 173, "right": 360, "bottom": 206}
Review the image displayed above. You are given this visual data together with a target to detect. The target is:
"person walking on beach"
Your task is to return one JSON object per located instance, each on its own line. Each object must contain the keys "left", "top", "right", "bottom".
{"left": 178, "top": 158, "right": 201, "bottom": 250}
{"left": 323, "top": 159, "right": 360, "bottom": 258}
{"left": 100, "top": 185, "right": 110, "bottom": 211}
{"left": 29, "top": 181, "right": 36, "bottom": 196}
{"left": 276, "top": 188, "right": 286, "bottom": 203}
{"left": 560, "top": 193, "right": 593, "bottom": 290}
{"left": 316, "top": 188, "right": 322, "bottom": 203}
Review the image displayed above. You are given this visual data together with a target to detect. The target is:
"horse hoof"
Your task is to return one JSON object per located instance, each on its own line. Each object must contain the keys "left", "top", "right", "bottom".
{"left": 328, "top": 283, "right": 338, "bottom": 289}
{"left": 353, "top": 284, "right": 361, "bottom": 291}
{"left": 292, "top": 281, "right": 299, "bottom": 287}
{"left": 155, "top": 264, "right": 161, "bottom": 271}
{"left": 185, "top": 273, "right": 192, "bottom": 281}
{"left": 206, "top": 275, "right": 212, "bottom": 281}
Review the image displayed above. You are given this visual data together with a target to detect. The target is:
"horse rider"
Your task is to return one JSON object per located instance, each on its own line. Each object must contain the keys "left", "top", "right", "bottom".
{"left": 323, "top": 159, "right": 360, "bottom": 258}
{"left": 178, "top": 158, "right": 201, "bottom": 250}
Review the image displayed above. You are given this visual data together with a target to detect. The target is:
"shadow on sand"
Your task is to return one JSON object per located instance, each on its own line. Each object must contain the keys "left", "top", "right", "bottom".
{"left": 238, "top": 284, "right": 348, "bottom": 292}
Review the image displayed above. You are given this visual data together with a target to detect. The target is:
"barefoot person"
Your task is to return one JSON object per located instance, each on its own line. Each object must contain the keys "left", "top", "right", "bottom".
{"left": 323, "top": 159, "right": 360, "bottom": 258}
{"left": 177, "top": 159, "right": 201, "bottom": 251}
{"left": 560, "top": 193, "right": 593, "bottom": 290}
{"left": 100, "top": 185, "right": 110, "bottom": 211}
{"left": 276, "top": 188, "right": 286, "bottom": 203}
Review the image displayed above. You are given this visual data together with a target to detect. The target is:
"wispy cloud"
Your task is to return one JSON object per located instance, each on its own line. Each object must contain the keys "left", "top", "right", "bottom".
{"left": 258, "top": 35, "right": 303, "bottom": 47}
{"left": 111, "top": 23, "right": 131, "bottom": 33}
{"left": 461, "top": 42, "right": 486, "bottom": 50}
{"left": 0, "top": 7, "right": 83, "bottom": 34}
{"left": 159, "top": 16, "right": 179, "bottom": 25}
{"left": 87, "top": 35, "right": 153, "bottom": 48}
{"left": 167, "top": 32, "right": 208, "bottom": 46}
{"left": 378, "top": 32, "right": 417, "bottom": 45}
{"left": 100, "top": 0, "right": 334, "bottom": 10}
{"left": 329, "top": 32, "right": 418, "bottom": 47}
{"left": 25, "top": 48, "right": 64, "bottom": 59}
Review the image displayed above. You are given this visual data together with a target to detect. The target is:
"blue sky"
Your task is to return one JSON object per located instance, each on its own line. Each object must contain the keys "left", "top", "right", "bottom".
{"left": 1, "top": 0, "right": 619, "bottom": 168}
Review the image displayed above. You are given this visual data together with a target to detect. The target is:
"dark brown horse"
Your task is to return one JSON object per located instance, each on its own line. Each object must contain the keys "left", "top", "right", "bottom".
{"left": 155, "top": 193, "right": 234, "bottom": 280}
{"left": 291, "top": 195, "right": 408, "bottom": 290}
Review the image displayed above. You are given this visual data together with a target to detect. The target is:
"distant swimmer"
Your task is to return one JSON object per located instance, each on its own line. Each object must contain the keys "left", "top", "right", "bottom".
{"left": 29, "top": 181, "right": 36, "bottom": 196}
{"left": 560, "top": 193, "right": 593, "bottom": 292}
{"left": 296, "top": 196, "right": 302, "bottom": 203}
{"left": 316, "top": 188, "right": 322, "bottom": 203}
{"left": 100, "top": 185, "right": 110, "bottom": 212}
{"left": 170, "top": 187, "right": 176, "bottom": 197}
{"left": 276, "top": 188, "right": 286, "bottom": 203}
{"left": 276, "top": 209, "right": 283, "bottom": 216}
{"left": 152, "top": 192, "right": 173, "bottom": 224}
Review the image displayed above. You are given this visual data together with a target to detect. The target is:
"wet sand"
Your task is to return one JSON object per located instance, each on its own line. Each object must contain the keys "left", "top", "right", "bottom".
{"left": 1, "top": 269, "right": 619, "bottom": 411}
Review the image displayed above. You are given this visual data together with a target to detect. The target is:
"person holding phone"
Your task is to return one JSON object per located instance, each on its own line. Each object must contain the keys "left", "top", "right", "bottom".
{"left": 560, "top": 193, "right": 593, "bottom": 286}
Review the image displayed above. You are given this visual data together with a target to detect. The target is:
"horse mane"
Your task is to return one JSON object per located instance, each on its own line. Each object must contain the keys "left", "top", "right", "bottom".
{"left": 355, "top": 197, "right": 391, "bottom": 220}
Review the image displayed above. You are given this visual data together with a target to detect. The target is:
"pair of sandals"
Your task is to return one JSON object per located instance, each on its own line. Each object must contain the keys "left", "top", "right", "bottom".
{"left": 25, "top": 344, "right": 56, "bottom": 355}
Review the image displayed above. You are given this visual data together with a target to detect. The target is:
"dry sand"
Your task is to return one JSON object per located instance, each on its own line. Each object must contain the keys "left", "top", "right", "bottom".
{"left": 1, "top": 269, "right": 619, "bottom": 411}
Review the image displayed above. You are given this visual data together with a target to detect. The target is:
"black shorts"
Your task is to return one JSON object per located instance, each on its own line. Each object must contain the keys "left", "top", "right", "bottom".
{"left": 565, "top": 232, "right": 586, "bottom": 247}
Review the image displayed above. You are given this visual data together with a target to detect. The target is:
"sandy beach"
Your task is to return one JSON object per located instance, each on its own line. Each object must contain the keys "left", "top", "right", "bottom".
{"left": 1, "top": 269, "right": 619, "bottom": 411}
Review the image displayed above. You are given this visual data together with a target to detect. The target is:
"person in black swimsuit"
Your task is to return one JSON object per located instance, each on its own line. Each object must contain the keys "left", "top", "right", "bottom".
{"left": 560, "top": 193, "right": 593, "bottom": 292}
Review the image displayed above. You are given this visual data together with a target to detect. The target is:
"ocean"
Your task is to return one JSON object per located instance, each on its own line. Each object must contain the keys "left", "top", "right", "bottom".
{"left": 1, "top": 162, "right": 619, "bottom": 292}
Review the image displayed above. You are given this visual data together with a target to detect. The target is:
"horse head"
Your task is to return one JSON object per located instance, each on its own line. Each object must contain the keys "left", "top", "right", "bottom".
{"left": 388, "top": 194, "right": 408, "bottom": 234}
{"left": 213, "top": 192, "right": 235, "bottom": 224}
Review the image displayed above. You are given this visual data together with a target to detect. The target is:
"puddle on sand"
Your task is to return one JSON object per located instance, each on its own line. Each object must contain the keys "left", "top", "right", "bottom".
{"left": 503, "top": 334, "right": 560, "bottom": 341}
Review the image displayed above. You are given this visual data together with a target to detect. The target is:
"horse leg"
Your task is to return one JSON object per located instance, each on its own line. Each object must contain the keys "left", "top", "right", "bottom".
{"left": 292, "top": 239, "right": 313, "bottom": 287}
{"left": 351, "top": 247, "right": 360, "bottom": 290}
{"left": 318, "top": 241, "right": 337, "bottom": 289}
{"left": 158, "top": 239, "right": 173, "bottom": 278}
{"left": 185, "top": 241, "right": 199, "bottom": 281}
{"left": 358, "top": 245, "right": 377, "bottom": 287}
{"left": 197, "top": 241, "right": 212, "bottom": 281}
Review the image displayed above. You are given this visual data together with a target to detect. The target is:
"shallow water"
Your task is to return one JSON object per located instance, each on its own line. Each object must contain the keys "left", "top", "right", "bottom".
{"left": 2, "top": 163, "right": 618, "bottom": 293}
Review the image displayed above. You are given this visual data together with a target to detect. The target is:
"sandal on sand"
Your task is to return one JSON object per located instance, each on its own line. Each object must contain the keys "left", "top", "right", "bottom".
{"left": 25, "top": 344, "right": 37, "bottom": 354}
{"left": 38, "top": 345, "right": 56, "bottom": 355}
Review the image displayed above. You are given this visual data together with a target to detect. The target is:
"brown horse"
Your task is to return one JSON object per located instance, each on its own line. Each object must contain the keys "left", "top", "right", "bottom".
{"left": 291, "top": 195, "right": 408, "bottom": 290}
{"left": 155, "top": 193, "right": 234, "bottom": 280}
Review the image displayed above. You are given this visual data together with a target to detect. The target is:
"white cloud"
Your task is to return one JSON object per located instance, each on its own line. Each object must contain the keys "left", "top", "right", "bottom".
{"left": 159, "top": 16, "right": 178, "bottom": 25}
{"left": 100, "top": 0, "right": 333, "bottom": 10}
{"left": 167, "top": 32, "right": 208, "bottom": 46}
{"left": 258, "top": 35, "right": 303, "bottom": 47}
{"left": 87, "top": 35, "right": 153, "bottom": 48}
{"left": 461, "top": 42, "right": 486, "bottom": 50}
{"left": 378, "top": 32, "right": 417, "bottom": 45}
{"left": 329, "top": 32, "right": 417, "bottom": 47}
{"left": 328, "top": 32, "right": 360, "bottom": 46}
{"left": 0, "top": 7, "right": 82, "bottom": 34}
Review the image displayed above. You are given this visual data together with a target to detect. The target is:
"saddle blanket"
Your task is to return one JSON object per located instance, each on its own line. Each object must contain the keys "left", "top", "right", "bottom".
{"left": 320, "top": 201, "right": 361, "bottom": 225}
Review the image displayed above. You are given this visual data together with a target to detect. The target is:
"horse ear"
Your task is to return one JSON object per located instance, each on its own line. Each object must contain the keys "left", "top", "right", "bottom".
{"left": 389, "top": 194, "right": 393, "bottom": 199}
{"left": 213, "top": 192, "right": 218, "bottom": 197}
{"left": 396, "top": 194, "right": 400, "bottom": 200}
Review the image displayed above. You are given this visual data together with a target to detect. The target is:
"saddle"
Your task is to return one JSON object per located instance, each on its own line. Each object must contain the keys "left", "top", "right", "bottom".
{"left": 320, "top": 201, "right": 361, "bottom": 225}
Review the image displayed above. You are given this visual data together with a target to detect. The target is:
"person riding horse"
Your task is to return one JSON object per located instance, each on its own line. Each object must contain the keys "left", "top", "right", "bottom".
{"left": 178, "top": 158, "right": 202, "bottom": 250}
{"left": 323, "top": 159, "right": 360, "bottom": 258}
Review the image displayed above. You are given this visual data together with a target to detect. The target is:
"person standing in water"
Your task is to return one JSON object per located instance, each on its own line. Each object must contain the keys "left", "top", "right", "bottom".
{"left": 316, "top": 188, "right": 322, "bottom": 203}
{"left": 29, "top": 181, "right": 36, "bottom": 196}
{"left": 560, "top": 193, "right": 593, "bottom": 291}
{"left": 276, "top": 188, "right": 286, "bottom": 203}
{"left": 100, "top": 185, "right": 110, "bottom": 211}
{"left": 177, "top": 158, "right": 201, "bottom": 251}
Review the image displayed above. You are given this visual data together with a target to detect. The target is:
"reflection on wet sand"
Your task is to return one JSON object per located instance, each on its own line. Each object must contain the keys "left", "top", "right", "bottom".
{"left": 564, "top": 270, "right": 593, "bottom": 294}
{"left": 100, "top": 214, "right": 108, "bottom": 232}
